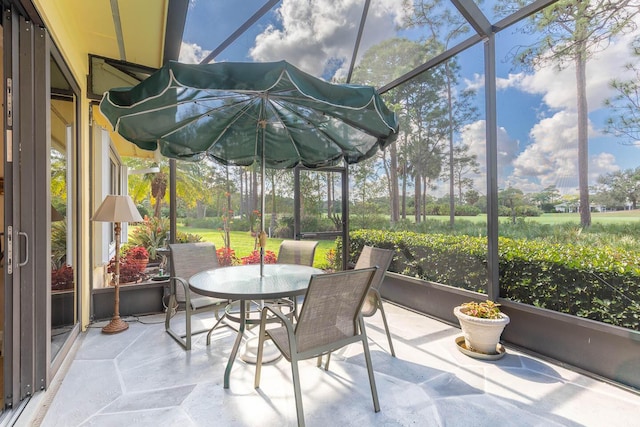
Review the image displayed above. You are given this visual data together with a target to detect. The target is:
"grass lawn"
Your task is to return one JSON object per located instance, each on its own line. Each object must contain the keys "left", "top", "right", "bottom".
{"left": 424, "top": 210, "right": 640, "bottom": 225}
{"left": 173, "top": 210, "right": 638, "bottom": 268}
{"left": 178, "top": 227, "right": 337, "bottom": 268}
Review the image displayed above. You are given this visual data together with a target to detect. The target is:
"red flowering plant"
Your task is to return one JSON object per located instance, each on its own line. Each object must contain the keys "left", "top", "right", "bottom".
{"left": 108, "top": 246, "right": 149, "bottom": 284}
{"left": 241, "top": 250, "right": 277, "bottom": 265}
{"left": 129, "top": 215, "right": 168, "bottom": 262}
{"left": 51, "top": 264, "right": 74, "bottom": 291}
{"left": 126, "top": 246, "right": 149, "bottom": 260}
{"left": 216, "top": 247, "right": 239, "bottom": 266}
{"left": 108, "top": 259, "right": 141, "bottom": 284}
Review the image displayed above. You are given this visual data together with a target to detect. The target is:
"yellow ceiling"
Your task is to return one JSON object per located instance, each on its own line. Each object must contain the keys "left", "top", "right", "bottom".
{"left": 35, "top": 0, "right": 169, "bottom": 71}
{"left": 34, "top": 0, "right": 172, "bottom": 159}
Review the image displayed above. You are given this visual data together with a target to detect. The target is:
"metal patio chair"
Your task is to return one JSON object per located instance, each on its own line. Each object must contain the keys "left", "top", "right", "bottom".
{"left": 276, "top": 240, "right": 319, "bottom": 266}
{"left": 254, "top": 267, "right": 380, "bottom": 427}
{"left": 323, "top": 245, "right": 395, "bottom": 371}
{"left": 276, "top": 240, "right": 319, "bottom": 316}
{"left": 354, "top": 245, "right": 396, "bottom": 357}
{"left": 164, "top": 242, "right": 230, "bottom": 350}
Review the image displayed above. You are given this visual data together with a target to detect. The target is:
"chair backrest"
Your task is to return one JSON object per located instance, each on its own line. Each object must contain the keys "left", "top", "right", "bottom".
{"left": 276, "top": 240, "right": 319, "bottom": 266}
{"left": 295, "top": 267, "right": 377, "bottom": 354}
{"left": 169, "top": 242, "right": 218, "bottom": 302}
{"left": 354, "top": 246, "right": 393, "bottom": 291}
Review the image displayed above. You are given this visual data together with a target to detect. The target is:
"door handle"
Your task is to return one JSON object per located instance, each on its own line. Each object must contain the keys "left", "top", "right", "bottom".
{"left": 18, "top": 231, "right": 28, "bottom": 267}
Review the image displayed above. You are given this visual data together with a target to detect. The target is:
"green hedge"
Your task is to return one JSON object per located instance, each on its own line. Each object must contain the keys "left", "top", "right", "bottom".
{"left": 345, "top": 230, "right": 640, "bottom": 330}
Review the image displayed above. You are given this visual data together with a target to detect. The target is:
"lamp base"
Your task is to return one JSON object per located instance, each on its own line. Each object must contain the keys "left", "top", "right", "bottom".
{"left": 101, "top": 316, "right": 129, "bottom": 334}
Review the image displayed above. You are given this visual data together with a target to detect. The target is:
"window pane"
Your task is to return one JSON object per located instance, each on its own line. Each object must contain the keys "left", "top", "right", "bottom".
{"left": 496, "top": 4, "right": 640, "bottom": 332}
{"left": 352, "top": 42, "right": 488, "bottom": 292}
{"left": 50, "top": 56, "right": 77, "bottom": 359}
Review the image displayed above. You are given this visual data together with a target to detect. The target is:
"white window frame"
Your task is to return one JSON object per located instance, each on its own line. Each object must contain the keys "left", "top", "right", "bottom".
{"left": 94, "top": 128, "right": 127, "bottom": 266}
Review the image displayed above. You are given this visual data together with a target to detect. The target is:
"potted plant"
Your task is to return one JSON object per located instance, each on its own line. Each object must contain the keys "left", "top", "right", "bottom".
{"left": 129, "top": 215, "right": 169, "bottom": 263}
{"left": 453, "top": 300, "right": 510, "bottom": 357}
{"left": 124, "top": 246, "right": 150, "bottom": 271}
{"left": 108, "top": 246, "right": 149, "bottom": 284}
{"left": 51, "top": 264, "right": 74, "bottom": 291}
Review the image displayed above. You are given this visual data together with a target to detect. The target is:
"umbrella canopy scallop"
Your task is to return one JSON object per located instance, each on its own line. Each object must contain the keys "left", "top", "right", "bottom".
{"left": 99, "top": 60, "right": 399, "bottom": 169}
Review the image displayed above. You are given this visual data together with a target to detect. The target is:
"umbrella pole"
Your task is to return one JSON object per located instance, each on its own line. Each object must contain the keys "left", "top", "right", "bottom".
{"left": 259, "top": 120, "right": 267, "bottom": 277}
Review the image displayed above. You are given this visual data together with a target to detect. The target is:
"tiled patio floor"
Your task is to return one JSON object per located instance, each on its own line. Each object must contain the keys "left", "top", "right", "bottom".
{"left": 21, "top": 303, "right": 640, "bottom": 426}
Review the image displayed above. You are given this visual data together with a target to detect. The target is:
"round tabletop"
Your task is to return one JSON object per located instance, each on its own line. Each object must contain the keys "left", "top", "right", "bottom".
{"left": 189, "top": 263, "right": 325, "bottom": 300}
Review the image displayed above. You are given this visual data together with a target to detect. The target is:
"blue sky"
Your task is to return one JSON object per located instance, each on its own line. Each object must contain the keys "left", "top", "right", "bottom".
{"left": 180, "top": 0, "right": 640, "bottom": 199}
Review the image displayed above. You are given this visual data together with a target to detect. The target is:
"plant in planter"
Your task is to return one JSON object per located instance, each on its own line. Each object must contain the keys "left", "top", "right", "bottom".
{"left": 51, "top": 264, "right": 74, "bottom": 291}
{"left": 453, "top": 300, "right": 510, "bottom": 357}
{"left": 125, "top": 246, "right": 150, "bottom": 271}
{"left": 108, "top": 246, "right": 149, "bottom": 284}
{"left": 129, "top": 215, "right": 169, "bottom": 263}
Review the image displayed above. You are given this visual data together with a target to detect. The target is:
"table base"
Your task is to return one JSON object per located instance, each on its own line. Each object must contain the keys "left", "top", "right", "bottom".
{"left": 240, "top": 336, "right": 282, "bottom": 364}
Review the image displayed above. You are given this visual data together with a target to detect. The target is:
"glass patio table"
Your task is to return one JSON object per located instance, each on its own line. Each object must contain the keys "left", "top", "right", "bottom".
{"left": 189, "top": 263, "right": 324, "bottom": 388}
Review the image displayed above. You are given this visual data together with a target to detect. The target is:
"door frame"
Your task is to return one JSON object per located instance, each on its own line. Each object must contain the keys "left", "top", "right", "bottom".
{"left": 3, "top": 5, "right": 81, "bottom": 410}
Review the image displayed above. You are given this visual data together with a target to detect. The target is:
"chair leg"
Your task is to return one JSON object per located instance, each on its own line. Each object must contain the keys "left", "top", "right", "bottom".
{"left": 323, "top": 352, "right": 332, "bottom": 371}
{"left": 165, "top": 294, "right": 189, "bottom": 350}
{"left": 184, "top": 303, "right": 192, "bottom": 351}
{"left": 291, "top": 359, "right": 306, "bottom": 427}
{"left": 377, "top": 300, "right": 395, "bottom": 357}
{"left": 206, "top": 307, "right": 228, "bottom": 345}
{"left": 360, "top": 318, "right": 380, "bottom": 413}
{"left": 164, "top": 293, "right": 176, "bottom": 331}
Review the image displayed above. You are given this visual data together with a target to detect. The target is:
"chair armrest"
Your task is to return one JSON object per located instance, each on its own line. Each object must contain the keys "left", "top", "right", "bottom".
{"left": 261, "top": 305, "right": 294, "bottom": 330}
{"left": 171, "top": 276, "right": 191, "bottom": 308}
{"left": 260, "top": 305, "right": 297, "bottom": 354}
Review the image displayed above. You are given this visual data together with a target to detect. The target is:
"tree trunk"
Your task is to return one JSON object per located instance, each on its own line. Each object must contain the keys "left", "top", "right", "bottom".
{"left": 414, "top": 171, "right": 421, "bottom": 223}
{"left": 446, "top": 61, "right": 455, "bottom": 227}
{"left": 422, "top": 176, "right": 427, "bottom": 222}
{"left": 576, "top": 42, "right": 591, "bottom": 227}
{"left": 270, "top": 170, "right": 277, "bottom": 233}
{"left": 196, "top": 200, "right": 207, "bottom": 219}
{"left": 151, "top": 172, "right": 167, "bottom": 219}
{"left": 401, "top": 160, "right": 407, "bottom": 220}
{"left": 327, "top": 172, "right": 333, "bottom": 218}
{"left": 389, "top": 143, "right": 399, "bottom": 224}
{"left": 252, "top": 167, "right": 259, "bottom": 216}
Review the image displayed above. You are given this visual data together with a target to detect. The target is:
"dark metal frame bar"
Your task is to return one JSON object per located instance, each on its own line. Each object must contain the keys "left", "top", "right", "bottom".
{"left": 200, "top": 0, "right": 281, "bottom": 64}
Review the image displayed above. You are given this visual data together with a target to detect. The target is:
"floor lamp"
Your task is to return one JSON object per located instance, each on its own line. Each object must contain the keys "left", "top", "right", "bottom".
{"left": 91, "top": 195, "right": 143, "bottom": 334}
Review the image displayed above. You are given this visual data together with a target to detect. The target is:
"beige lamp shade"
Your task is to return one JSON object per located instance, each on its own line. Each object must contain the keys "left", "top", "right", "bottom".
{"left": 91, "top": 195, "right": 143, "bottom": 223}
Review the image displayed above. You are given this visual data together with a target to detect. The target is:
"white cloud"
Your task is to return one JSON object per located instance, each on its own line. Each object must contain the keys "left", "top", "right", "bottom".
{"left": 249, "top": 0, "right": 407, "bottom": 78}
{"left": 591, "top": 152, "right": 619, "bottom": 180}
{"left": 179, "top": 42, "right": 211, "bottom": 64}
{"left": 509, "top": 111, "right": 618, "bottom": 193}
{"left": 464, "top": 73, "right": 484, "bottom": 91}
{"left": 461, "top": 120, "right": 520, "bottom": 191}
{"left": 491, "top": 29, "right": 640, "bottom": 194}
{"left": 517, "top": 33, "right": 639, "bottom": 113}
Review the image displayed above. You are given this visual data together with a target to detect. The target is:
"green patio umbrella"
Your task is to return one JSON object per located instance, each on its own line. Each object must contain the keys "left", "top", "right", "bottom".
{"left": 99, "top": 60, "right": 399, "bottom": 271}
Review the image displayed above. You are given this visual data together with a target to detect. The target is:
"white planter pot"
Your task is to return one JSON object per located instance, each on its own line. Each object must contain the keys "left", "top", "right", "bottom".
{"left": 454, "top": 306, "right": 510, "bottom": 355}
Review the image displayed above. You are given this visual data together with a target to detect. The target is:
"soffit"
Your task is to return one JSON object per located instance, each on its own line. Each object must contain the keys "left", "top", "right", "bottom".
{"left": 34, "top": 0, "right": 187, "bottom": 160}
{"left": 54, "top": 0, "right": 169, "bottom": 69}
{"left": 34, "top": 0, "right": 175, "bottom": 94}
